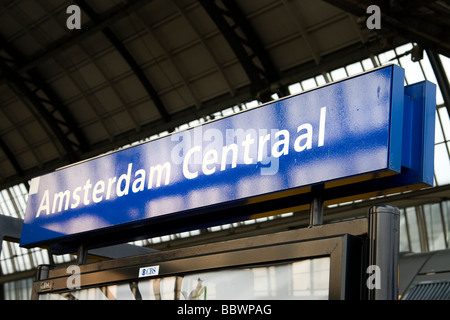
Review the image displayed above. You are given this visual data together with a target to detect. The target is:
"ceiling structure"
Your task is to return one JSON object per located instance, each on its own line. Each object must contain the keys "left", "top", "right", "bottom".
{"left": 0, "top": 0, "right": 448, "bottom": 191}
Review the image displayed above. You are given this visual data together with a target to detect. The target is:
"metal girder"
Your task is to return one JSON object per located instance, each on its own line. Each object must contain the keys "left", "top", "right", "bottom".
{"left": 200, "top": 0, "right": 286, "bottom": 102}
{"left": 221, "top": 0, "right": 280, "bottom": 83}
{"left": 3, "top": 0, "right": 152, "bottom": 77}
{"left": 0, "top": 36, "right": 88, "bottom": 163}
{"left": 0, "top": 35, "right": 89, "bottom": 151}
{"left": 75, "top": 0, "right": 171, "bottom": 122}
{"left": 0, "top": 60, "right": 80, "bottom": 163}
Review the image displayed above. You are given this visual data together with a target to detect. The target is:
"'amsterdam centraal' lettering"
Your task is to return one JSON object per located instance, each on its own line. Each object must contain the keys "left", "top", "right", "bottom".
{"left": 36, "top": 162, "right": 171, "bottom": 218}
{"left": 35, "top": 106, "right": 326, "bottom": 218}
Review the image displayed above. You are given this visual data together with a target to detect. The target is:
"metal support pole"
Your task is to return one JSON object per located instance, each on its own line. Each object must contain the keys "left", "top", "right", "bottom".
{"left": 35, "top": 265, "right": 52, "bottom": 281}
{"left": 367, "top": 205, "right": 400, "bottom": 300}
{"left": 0, "top": 236, "right": 3, "bottom": 300}
{"left": 77, "top": 244, "right": 87, "bottom": 265}
{"left": 309, "top": 185, "right": 324, "bottom": 226}
{"left": 309, "top": 194, "right": 324, "bottom": 226}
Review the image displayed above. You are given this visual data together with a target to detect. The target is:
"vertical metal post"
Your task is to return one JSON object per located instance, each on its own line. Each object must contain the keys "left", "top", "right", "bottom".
{"left": 35, "top": 265, "right": 52, "bottom": 281}
{"left": 0, "top": 236, "right": 3, "bottom": 262}
{"left": 309, "top": 185, "right": 324, "bottom": 226}
{"left": 32, "top": 265, "right": 54, "bottom": 300}
{"left": 309, "top": 194, "right": 324, "bottom": 226}
{"left": 77, "top": 244, "right": 87, "bottom": 265}
{"left": 367, "top": 205, "right": 400, "bottom": 300}
{"left": 0, "top": 237, "right": 3, "bottom": 300}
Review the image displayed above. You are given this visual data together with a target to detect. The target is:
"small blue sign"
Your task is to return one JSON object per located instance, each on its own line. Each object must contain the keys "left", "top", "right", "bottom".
{"left": 20, "top": 65, "right": 434, "bottom": 252}
{"left": 138, "top": 265, "right": 160, "bottom": 278}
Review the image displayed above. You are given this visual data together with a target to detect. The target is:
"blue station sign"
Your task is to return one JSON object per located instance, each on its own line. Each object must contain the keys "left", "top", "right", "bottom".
{"left": 20, "top": 64, "right": 435, "bottom": 253}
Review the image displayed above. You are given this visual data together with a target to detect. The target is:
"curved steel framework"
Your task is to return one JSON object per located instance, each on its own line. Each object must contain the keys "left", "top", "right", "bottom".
{"left": 74, "top": 0, "right": 171, "bottom": 123}
{"left": 200, "top": 0, "right": 286, "bottom": 102}
{"left": 0, "top": 35, "right": 88, "bottom": 166}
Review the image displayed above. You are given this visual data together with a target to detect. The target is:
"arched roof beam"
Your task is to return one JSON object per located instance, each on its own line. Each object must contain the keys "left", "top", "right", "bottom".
{"left": 0, "top": 58, "right": 79, "bottom": 162}
{"left": 133, "top": 10, "right": 202, "bottom": 110}
{"left": 280, "top": 0, "right": 321, "bottom": 65}
{"left": 0, "top": 106, "right": 41, "bottom": 179}
{"left": 200, "top": 0, "right": 285, "bottom": 102}
{"left": 0, "top": 34, "right": 87, "bottom": 163}
{"left": 35, "top": 0, "right": 115, "bottom": 142}
{"left": 221, "top": 0, "right": 280, "bottom": 83}
{"left": 3, "top": 0, "right": 151, "bottom": 77}
{"left": 0, "top": 34, "right": 89, "bottom": 154}
{"left": 171, "top": 0, "right": 236, "bottom": 99}
{"left": 75, "top": 0, "right": 170, "bottom": 123}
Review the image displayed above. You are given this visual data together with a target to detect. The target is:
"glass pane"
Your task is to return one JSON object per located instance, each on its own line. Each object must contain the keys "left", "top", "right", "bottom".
{"left": 406, "top": 207, "right": 421, "bottom": 252}
{"left": 39, "top": 257, "right": 331, "bottom": 300}
{"left": 438, "top": 107, "right": 450, "bottom": 141}
{"left": 377, "top": 50, "right": 396, "bottom": 65}
{"left": 288, "top": 83, "right": 302, "bottom": 95}
{"left": 3, "top": 278, "right": 33, "bottom": 300}
{"left": 395, "top": 43, "right": 413, "bottom": 56}
{"left": 439, "top": 55, "right": 450, "bottom": 78}
{"left": 179, "top": 257, "right": 330, "bottom": 300}
{"left": 345, "top": 62, "right": 363, "bottom": 76}
{"left": 442, "top": 200, "right": 450, "bottom": 247}
{"left": 399, "top": 209, "right": 410, "bottom": 252}
{"left": 401, "top": 57, "right": 425, "bottom": 84}
{"left": 421, "top": 51, "right": 439, "bottom": 83}
{"left": 315, "top": 75, "right": 327, "bottom": 85}
{"left": 419, "top": 52, "right": 445, "bottom": 105}
{"left": 361, "top": 58, "right": 374, "bottom": 70}
{"left": 434, "top": 144, "right": 450, "bottom": 186}
{"left": 330, "top": 68, "right": 347, "bottom": 81}
{"left": 301, "top": 78, "right": 317, "bottom": 90}
{"left": 436, "top": 111, "right": 445, "bottom": 143}
{"left": 0, "top": 242, "right": 13, "bottom": 274}
{"left": 423, "top": 203, "right": 446, "bottom": 251}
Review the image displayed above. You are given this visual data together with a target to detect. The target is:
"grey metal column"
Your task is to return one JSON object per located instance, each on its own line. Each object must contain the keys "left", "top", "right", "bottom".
{"left": 367, "top": 205, "right": 400, "bottom": 300}
{"left": 309, "top": 185, "right": 324, "bottom": 226}
{"left": 309, "top": 194, "right": 324, "bottom": 226}
{"left": 77, "top": 244, "right": 87, "bottom": 265}
{"left": 35, "top": 265, "right": 52, "bottom": 281}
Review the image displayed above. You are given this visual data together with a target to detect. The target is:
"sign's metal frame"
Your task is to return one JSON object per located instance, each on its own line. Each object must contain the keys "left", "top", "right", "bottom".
{"left": 32, "top": 218, "right": 368, "bottom": 300}
{"left": 31, "top": 205, "right": 401, "bottom": 300}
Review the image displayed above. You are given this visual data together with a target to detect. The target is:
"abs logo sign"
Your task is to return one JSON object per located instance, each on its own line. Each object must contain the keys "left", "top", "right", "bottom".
{"left": 138, "top": 265, "right": 160, "bottom": 278}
